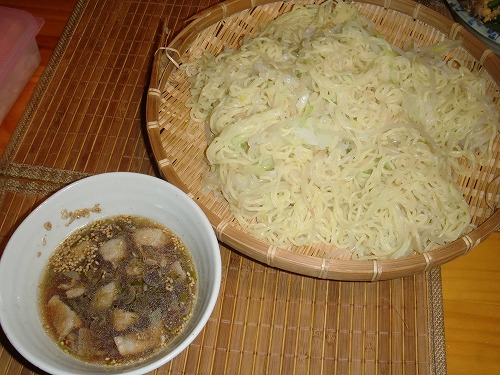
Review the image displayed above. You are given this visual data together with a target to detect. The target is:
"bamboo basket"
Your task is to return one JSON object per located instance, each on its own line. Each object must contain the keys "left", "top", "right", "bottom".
{"left": 146, "top": 0, "right": 500, "bottom": 281}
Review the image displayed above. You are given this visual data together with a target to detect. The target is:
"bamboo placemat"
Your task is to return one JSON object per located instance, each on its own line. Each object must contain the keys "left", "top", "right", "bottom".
{"left": 0, "top": 0, "right": 450, "bottom": 373}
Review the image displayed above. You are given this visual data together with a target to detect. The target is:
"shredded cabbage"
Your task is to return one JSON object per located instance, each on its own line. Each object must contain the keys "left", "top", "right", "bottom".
{"left": 183, "top": 0, "right": 499, "bottom": 259}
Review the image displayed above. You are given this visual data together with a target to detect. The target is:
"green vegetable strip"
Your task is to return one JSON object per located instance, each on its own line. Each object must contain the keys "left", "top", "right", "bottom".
{"left": 488, "top": 0, "right": 500, "bottom": 9}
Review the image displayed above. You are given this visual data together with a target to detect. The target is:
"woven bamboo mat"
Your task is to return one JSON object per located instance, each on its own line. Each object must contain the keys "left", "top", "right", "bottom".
{"left": 0, "top": 0, "right": 451, "bottom": 373}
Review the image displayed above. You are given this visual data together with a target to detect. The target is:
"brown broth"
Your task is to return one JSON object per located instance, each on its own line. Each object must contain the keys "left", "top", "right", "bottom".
{"left": 38, "top": 215, "right": 197, "bottom": 367}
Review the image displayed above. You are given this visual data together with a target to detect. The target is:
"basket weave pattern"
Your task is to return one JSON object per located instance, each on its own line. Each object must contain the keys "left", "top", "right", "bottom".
{"left": 147, "top": 0, "right": 500, "bottom": 281}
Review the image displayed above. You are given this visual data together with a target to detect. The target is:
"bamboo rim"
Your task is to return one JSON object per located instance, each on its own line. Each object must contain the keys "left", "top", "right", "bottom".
{"left": 146, "top": 0, "right": 500, "bottom": 281}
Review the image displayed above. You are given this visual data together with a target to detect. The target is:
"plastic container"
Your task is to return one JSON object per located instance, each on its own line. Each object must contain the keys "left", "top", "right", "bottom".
{"left": 0, "top": 6, "right": 44, "bottom": 124}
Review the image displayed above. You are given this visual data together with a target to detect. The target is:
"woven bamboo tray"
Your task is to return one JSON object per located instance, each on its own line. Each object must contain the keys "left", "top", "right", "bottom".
{"left": 146, "top": 0, "right": 500, "bottom": 281}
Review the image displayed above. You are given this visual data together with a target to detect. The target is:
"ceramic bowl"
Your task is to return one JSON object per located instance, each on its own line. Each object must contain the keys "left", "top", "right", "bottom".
{"left": 0, "top": 172, "right": 221, "bottom": 375}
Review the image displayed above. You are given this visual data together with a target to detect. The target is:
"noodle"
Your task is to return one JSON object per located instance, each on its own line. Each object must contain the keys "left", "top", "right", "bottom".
{"left": 183, "top": 0, "right": 499, "bottom": 259}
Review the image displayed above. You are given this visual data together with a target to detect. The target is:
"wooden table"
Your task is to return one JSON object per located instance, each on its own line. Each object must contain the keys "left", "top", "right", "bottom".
{"left": 0, "top": 0, "right": 498, "bottom": 374}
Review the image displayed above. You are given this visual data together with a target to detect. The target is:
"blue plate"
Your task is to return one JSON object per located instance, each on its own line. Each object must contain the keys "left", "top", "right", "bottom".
{"left": 445, "top": 0, "right": 500, "bottom": 54}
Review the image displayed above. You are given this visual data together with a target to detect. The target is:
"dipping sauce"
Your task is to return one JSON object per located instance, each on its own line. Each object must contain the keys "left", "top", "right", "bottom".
{"left": 38, "top": 215, "right": 197, "bottom": 367}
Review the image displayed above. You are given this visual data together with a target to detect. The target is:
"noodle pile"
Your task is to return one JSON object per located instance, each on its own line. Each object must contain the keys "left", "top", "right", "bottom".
{"left": 184, "top": 0, "right": 499, "bottom": 259}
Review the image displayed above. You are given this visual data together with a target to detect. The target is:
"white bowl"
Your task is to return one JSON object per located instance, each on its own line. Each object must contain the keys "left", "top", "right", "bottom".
{"left": 0, "top": 172, "right": 221, "bottom": 375}
{"left": 445, "top": 0, "right": 500, "bottom": 55}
